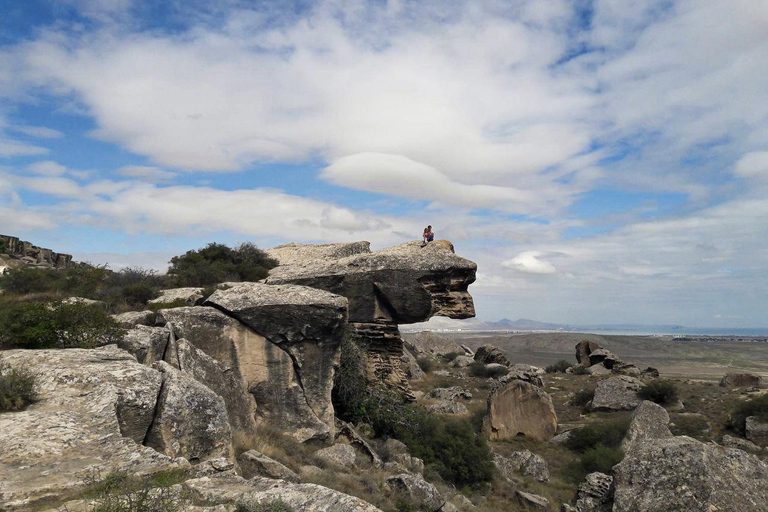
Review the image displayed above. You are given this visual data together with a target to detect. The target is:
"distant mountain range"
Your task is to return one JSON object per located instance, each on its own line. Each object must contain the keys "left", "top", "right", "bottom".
{"left": 402, "top": 317, "right": 686, "bottom": 333}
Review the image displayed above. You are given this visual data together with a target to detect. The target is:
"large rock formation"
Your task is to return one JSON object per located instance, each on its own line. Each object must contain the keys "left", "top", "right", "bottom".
{"left": 0, "top": 346, "right": 230, "bottom": 509}
{"left": 621, "top": 400, "right": 673, "bottom": 454}
{"left": 720, "top": 373, "right": 763, "bottom": 388}
{"left": 155, "top": 281, "right": 347, "bottom": 442}
{"left": 612, "top": 436, "right": 768, "bottom": 512}
{"left": 406, "top": 331, "right": 464, "bottom": 357}
{"left": 265, "top": 240, "right": 476, "bottom": 393}
{"left": 484, "top": 380, "right": 558, "bottom": 441}
{"left": 0, "top": 234, "right": 72, "bottom": 269}
{"left": 591, "top": 376, "right": 643, "bottom": 411}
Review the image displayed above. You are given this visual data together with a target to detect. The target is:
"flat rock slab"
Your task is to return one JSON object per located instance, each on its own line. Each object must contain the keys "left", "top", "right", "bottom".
{"left": 149, "top": 287, "right": 205, "bottom": 306}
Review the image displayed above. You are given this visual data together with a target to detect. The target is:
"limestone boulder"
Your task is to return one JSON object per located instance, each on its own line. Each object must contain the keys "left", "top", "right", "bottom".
{"left": 238, "top": 450, "right": 300, "bottom": 482}
{"left": 112, "top": 310, "right": 155, "bottom": 329}
{"left": 746, "top": 416, "right": 768, "bottom": 447}
{"left": 474, "top": 344, "right": 511, "bottom": 366}
{"left": 429, "top": 400, "right": 469, "bottom": 415}
{"left": 720, "top": 373, "right": 763, "bottom": 388}
{"left": 315, "top": 444, "right": 357, "bottom": 470}
{"left": 401, "top": 348, "right": 426, "bottom": 381}
{"left": 500, "top": 364, "right": 545, "bottom": 387}
{"left": 387, "top": 474, "right": 444, "bottom": 512}
{"left": 450, "top": 355, "right": 474, "bottom": 368}
{"left": 494, "top": 450, "right": 549, "bottom": 483}
{"left": 335, "top": 422, "right": 383, "bottom": 468}
{"left": 721, "top": 434, "right": 763, "bottom": 452}
{"left": 117, "top": 325, "right": 170, "bottom": 364}
{"left": 640, "top": 367, "right": 660, "bottom": 379}
{"left": 575, "top": 340, "right": 602, "bottom": 366}
{"left": 612, "top": 436, "right": 768, "bottom": 512}
{"left": 266, "top": 241, "right": 371, "bottom": 265}
{"left": 408, "top": 331, "right": 463, "bottom": 357}
{"left": 621, "top": 400, "right": 673, "bottom": 455}
{"left": 515, "top": 491, "right": 549, "bottom": 511}
{"left": 180, "top": 473, "right": 382, "bottom": 512}
{"left": 587, "top": 348, "right": 621, "bottom": 369}
{"left": 149, "top": 287, "right": 205, "bottom": 306}
{"left": 576, "top": 472, "right": 613, "bottom": 512}
{"left": 484, "top": 380, "right": 558, "bottom": 441}
{"left": 0, "top": 346, "right": 188, "bottom": 509}
{"left": 591, "top": 376, "right": 643, "bottom": 411}
{"left": 426, "top": 386, "right": 472, "bottom": 401}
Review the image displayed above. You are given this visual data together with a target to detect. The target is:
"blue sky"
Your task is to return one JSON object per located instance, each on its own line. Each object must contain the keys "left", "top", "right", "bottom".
{"left": 1, "top": 0, "right": 767, "bottom": 327}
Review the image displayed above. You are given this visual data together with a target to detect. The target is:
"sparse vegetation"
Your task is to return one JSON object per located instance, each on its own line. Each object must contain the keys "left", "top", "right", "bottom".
{"left": 546, "top": 359, "right": 572, "bottom": 373}
{"left": 417, "top": 357, "right": 435, "bottom": 373}
{"left": 167, "top": 242, "right": 277, "bottom": 287}
{"left": 0, "top": 361, "right": 37, "bottom": 411}
{"left": 729, "top": 394, "right": 768, "bottom": 436}
{"left": 147, "top": 299, "right": 189, "bottom": 313}
{"left": 0, "top": 301, "right": 124, "bottom": 350}
{"left": 236, "top": 499, "right": 295, "bottom": 512}
{"left": 563, "top": 418, "right": 630, "bottom": 482}
{"left": 638, "top": 380, "right": 679, "bottom": 405}
{"left": 570, "top": 388, "right": 595, "bottom": 407}
{"left": 468, "top": 361, "right": 509, "bottom": 379}
{"left": 79, "top": 469, "right": 189, "bottom": 512}
{"left": 572, "top": 365, "right": 590, "bottom": 375}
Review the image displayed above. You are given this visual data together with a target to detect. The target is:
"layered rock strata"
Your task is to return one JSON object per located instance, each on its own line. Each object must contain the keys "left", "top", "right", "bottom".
{"left": 0, "top": 234, "right": 72, "bottom": 269}
{"left": 265, "top": 240, "right": 476, "bottom": 393}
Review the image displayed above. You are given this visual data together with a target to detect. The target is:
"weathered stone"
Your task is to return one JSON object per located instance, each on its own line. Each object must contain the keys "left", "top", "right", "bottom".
{"left": 494, "top": 450, "right": 549, "bottom": 482}
{"left": 145, "top": 361, "right": 234, "bottom": 463}
{"left": 473, "top": 344, "right": 511, "bottom": 366}
{"left": 721, "top": 434, "right": 763, "bottom": 452}
{"left": 401, "top": 347, "right": 426, "bottom": 381}
{"left": 460, "top": 344, "right": 475, "bottom": 357}
{"left": 746, "top": 416, "right": 768, "bottom": 447}
{"left": 612, "top": 363, "right": 641, "bottom": 377}
{"left": 612, "top": 436, "right": 768, "bottom": 512}
{"left": 149, "top": 287, "right": 205, "bottom": 306}
{"left": 450, "top": 494, "right": 474, "bottom": 510}
{"left": 61, "top": 296, "right": 104, "bottom": 307}
{"left": 429, "top": 400, "right": 469, "bottom": 415}
{"left": 515, "top": 490, "right": 549, "bottom": 511}
{"left": 191, "top": 457, "right": 238, "bottom": 477}
{"left": 576, "top": 472, "right": 613, "bottom": 512}
{"left": 387, "top": 474, "right": 444, "bottom": 512}
{"left": 591, "top": 376, "right": 643, "bottom": 411}
{"left": 383, "top": 438, "right": 409, "bottom": 457}
{"left": 586, "top": 364, "right": 612, "bottom": 376}
{"left": 113, "top": 310, "right": 155, "bottom": 329}
{"left": 392, "top": 453, "right": 425, "bottom": 475}
{"left": 315, "top": 444, "right": 357, "bottom": 469}
{"left": 587, "top": 348, "right": 621, "bottom": 369}
{"left": 0, "top": 346, "right": 188, "bottom": 509}
{"left": 621, "top": 400, "right": 673, "bottom": 455}
{"left": 180, "top": 473, "right": 382, "bottom": 512}
{"left": 426, "top": 386, "right": 473, "bottom": 401}
{"left": 640, "top": 367, "right": 660, "bottom": 379}
{"left": 450, "top": 355, "right": 474, "bottom": 368}
{"left": 500, "top": 365, "right": 545, "bottom": 387}
{"left": 118, "top": 325, "right": 170, "bottom": 364}
{"left": 335, "top": 422, "right": 383, "bottom": 468}
{"left": 484, "top": 380, "right": 558, "bottom": 441}
{"left": 575, "top": 340, "right": 602, "bottom": 366}
{"left": 0, "top": 234, "right": 72, "bottom": 269}
{"left": 408, "top": 331, "right": 463, "bottom": 357}
{"left": 238, "top": 450, "right": 300, "bottom": 482}
{"left": 440, "top": 503, "right": 460, "bottom": 512}
{"left": 720, "top": 373, "right": 763, "bottom": 388}
{"left": 266, "top": 241, "right": 371, "bottom": 265}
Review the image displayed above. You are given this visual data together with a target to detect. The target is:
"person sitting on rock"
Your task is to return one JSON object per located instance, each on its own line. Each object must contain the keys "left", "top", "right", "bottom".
{"left": 422, "top": 225, "right": 434, "bottom": 246}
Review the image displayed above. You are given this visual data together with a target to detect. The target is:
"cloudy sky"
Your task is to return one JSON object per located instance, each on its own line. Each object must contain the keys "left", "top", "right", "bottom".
{"left": 1, "top": 0, "right": 767, "bottom": 328}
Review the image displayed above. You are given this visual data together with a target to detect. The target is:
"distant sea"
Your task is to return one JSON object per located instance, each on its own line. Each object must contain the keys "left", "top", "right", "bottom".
{"left": 570, "top": 327, "right": 768, "bottom": 337}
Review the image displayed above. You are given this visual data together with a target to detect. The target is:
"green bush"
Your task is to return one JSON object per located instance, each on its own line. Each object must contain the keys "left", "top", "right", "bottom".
{"left": 564, "top": 418, "right": 631, "bottom": 453}
{"left": 670, "top": 414, "right": 711, "bottom": 439}
{"left": 729, "top": 394, "right": 768, "bottom": 436}
{"left": 638, "top": 380, "right": 678, "bottom": 405}
{"left": 167, "top": 242, "right": 277, "bottom": 287}
{"left": 570, "top": 388, "right": 595, "bottom": 408}
{"left": 0, "top": 301, "right": 125, "bottom": 349}
{"left": 468, "top": 361, "right": 509, "bottom": 379}
{"left": 416, "top": 357, "right": 435, "bottom": 373}
{"left": 81, "top": 469, "right": 187, "bottom": 512}
{"left": 0, "top": 362, "right": 37, "bottom": 411}
{"left": 147, "top": 299, "right": 189, "bottom": 313}
{"left": 572, "top": 365, "right": 590, "bottom": 375}
{"left": 545, "top": 359, "right": 571, "bottom": 373}
{"left": 333, "top": 336, "right": 493, "bottom": 487}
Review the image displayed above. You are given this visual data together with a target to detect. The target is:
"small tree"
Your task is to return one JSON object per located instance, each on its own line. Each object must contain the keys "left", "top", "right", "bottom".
{"left": 167, "top": 242, "right": 277, "bottom": 286}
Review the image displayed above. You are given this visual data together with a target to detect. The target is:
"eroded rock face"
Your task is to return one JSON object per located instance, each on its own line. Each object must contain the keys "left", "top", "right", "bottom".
{"left": 149, "top": 287, "right": 205, "bottom": 306}
{"left": 0, "top": 234, "right": 72, "bottom": 269}
{"left": 265, "top": 241, "right": 476, "bottom": 393}
{"left": 484, "top": 380, "right": 557, "bottom": 441}
{"left": 575, "top": 340, "right": 602, "bottom": 367}
{"left": 238, "top": 450, "right": 300, "bottom": 482}
{"left": 118, "top": 325, "right": 170, "bottom": 364}
{"left": 612, "top": 436, "right": 768, "bottom": 512}
{"left": 113, "top": 310, "right": 156, "bottom": 329}
{"left": 387, "top": 474, "right": 444, "bottom": 512}
{"left": 591, "top": 376, "right": 643, "bottom": 411}
{"left": 621, "top": 400, "right": 673, "bottom": 455}
{"left": 474, "top": 344, "right": 511, "bottom": 366}
{"left": 407, "top": 331, "right": 464, "bottom": 357}
{"left": 576, "top": 472, "right": 613, "bottom": 512}
{"left": 494, "top": 450, "right": 549, "bottom": 483}
{"left": 0, "top": 346, "right": 191, "bottom": 509}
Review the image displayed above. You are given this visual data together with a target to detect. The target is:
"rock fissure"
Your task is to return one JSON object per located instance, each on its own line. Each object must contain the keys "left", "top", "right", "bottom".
{"left": 141, "top": 374, "right": 168, "bottom": 448}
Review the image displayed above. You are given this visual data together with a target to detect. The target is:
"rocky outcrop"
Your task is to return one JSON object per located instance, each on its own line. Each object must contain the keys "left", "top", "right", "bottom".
{"left": 575, "top": 472, "right": 613, "bottom": 512}
{"left": 494, "top": 450, "right": 549, "bottom": 483}
{"left": 0, "top": 234, "right": 73, "bottom": 269}
{"left": 112, "top": 310, "right": 155, "bottom": 329}
{"left": 401, "top": 348, "right": 426, "bottom": 380}
{"left": 149, "top": 287, "right": 205, "bottom": 306}
{"left": 387, "top": 474, "right": 444, "bottom": 511}
{"left": 265, "top": 240, "right": 476, "bottom": 394}
{"left": 315, "top": 444, "right": 357, "bottom": 470}
{"left": 159, "top": 283, "right": 347, "bottom": 442}
{"left": 238, "top": 450, "right": 300, "bottom": 482}
{"left": 720, "top": 373, "right": 763, "bottom": 388}
{"left": 515, "top": 491, "right": 549, "bottom": 511}
{"left": 426, "top": 386, "right": 473, "bottom": 401}
{"left": 117, "top": 325, "right": 169, "bottom": 364}
{"left": 591, "top": 376, "right": 643, "bottom": 411}
{"left": 746, "top": 416, "right": 768, "bottom": 447}
{"left": 428, "top": 400, "right": 469, "bottom": 415}
{"left": 575, "top": 340, "right": 602, "bottom": 366}
{"left": 621, "top": 400, "right": 673, "bottom": 454}
{"left": 500, "top": 364, "right": 545, "bottom": 387}
{"left": 474, "top": 344, "right": 511, "bottom": 366}
{"left": 407, "top": 331, "right": 463, "bottom": 357}
{"left": 612, "top": 436, "right": 768, "bottom": 512}
{"left": 484, "top": 380, "right": 557, "bottom": 441}
{"left": 0, "top": 346, "right": 221, "bottom": 509}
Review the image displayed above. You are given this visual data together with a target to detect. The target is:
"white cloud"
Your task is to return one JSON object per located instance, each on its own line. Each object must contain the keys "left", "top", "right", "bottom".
{"left": 0, "top": 139, "right": 48, "bottom": 157}
{"left": 502, "top": 251, "right": 557, "bottom": 274}
{"left": 11, "top": 125, "right": 64, "bottom": 139}
{"left": 734, "top": 152, "right": 768, "bottom": 181}
{"left": 117, "top": 166, "right": 178, "bottom": 183}
{"left": 27, "top": 161, "right": 68, "bottom": 176}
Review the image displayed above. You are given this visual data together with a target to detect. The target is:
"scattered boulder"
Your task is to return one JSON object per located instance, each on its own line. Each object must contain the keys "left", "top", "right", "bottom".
{"left": 429, "top": 400, "right": 469, "bottom": 415}
{"left": 474, "top": 344, "right": 511, "bottom": 366}
{"left": 591, "top": 376, "right": 643, "bottom": 411}
{"left": 587, "top": 348, "right": 621, "bottom": 369}
{"left": 586, "top": 364, "right": 612, "bottom": 376}
{"left": 237, "top": 450, "right": 300, "bottom": 482}
{"left": 112, "top": 310, "right": 155, "bottom": 329}
{"left": 335, "top": 422, "right": 383, "bottom": 468}
{"left": 612, "top": 362, "right": 641, "bottom": 377}
{"left": 640, "top": 367, "right": 660, "bottom": 379}
{"left": 426, "top": 386, "right": 473, "bottom": 401}
{"left": 460, "top": 344, "right": 475, "bottom": 357}
{"left": 575, "top": 340, "right": 602, "bottom": 366}
{"left": 408, "top": 331, "right": 464, "bottom": 357}
{"left": 515, "top": 490, "right": 549, "bottom": 511}
{"left": 576, "top": 472, "right": 613, "bottom": 512}
{"left": 391, "top": 453, "right": 425, "bottom": 475}
{"left": 746, "top": 416, "right": 768, "bottom": 447}
{"left": 500, "top": 364, "right": 545, "bottom": 387}
{"left": 315, "top": 444, "right": 357, "bottom": 470}
{"left": 612, "top": 436, "right": 768, "bottom": 512}
{"left": 494, "top": 450, "right": 549, "bottom": 482}
{"left": 621, "top": 400, "right": 673, "bottom": 455}
{"left": 387, "top": 474, "right": 444, "bottom": 512}
{"left": 149, "top": 287, "right": 205, "bottom": 306}
{"left": 484, "top": 380, "right": 558, "bottom": 441}
{"left": 720, "top": 373, "right": 763, "bottom": 388}
{"left": 450, "top": 355, "right": 474, "bottom": 368}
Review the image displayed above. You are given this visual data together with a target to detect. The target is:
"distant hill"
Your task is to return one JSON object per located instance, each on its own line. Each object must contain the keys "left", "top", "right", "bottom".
{"left": 402, "top": 316, "right": 686, "bottom": 333}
